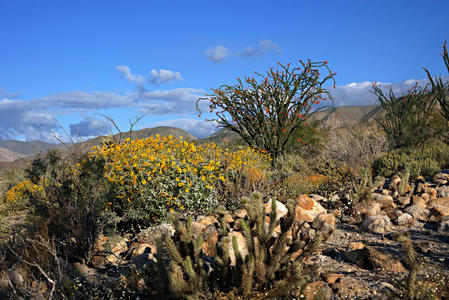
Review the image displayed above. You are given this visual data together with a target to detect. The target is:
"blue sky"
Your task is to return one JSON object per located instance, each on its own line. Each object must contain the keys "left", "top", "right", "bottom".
{"left": 0, "top": 0, "right": 448, "bottom": 141}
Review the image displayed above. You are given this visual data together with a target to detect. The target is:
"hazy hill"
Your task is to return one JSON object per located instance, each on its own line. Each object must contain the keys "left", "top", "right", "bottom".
{"left": 0, "top": 147, "right": 24, "bottom": 162}
{"left": 0, "top": 140, "right": 60, "bottom": 156}
{"left": 311, "top": 105, "right": 379, "bottom": 129}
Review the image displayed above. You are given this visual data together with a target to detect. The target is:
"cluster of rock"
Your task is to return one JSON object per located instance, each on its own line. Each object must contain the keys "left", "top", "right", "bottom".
{"left": 348, "top": 171, "right": 449, "bottom": 235}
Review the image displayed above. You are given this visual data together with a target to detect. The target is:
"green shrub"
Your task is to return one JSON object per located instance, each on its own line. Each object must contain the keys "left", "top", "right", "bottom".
{"left": 372, "top": 140, "right": 449, "bottom": 179}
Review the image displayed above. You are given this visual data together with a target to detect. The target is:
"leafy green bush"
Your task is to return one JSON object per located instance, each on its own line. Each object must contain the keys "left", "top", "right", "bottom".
{"left": 372, "top": 140, "right": 449, "bottom": 179}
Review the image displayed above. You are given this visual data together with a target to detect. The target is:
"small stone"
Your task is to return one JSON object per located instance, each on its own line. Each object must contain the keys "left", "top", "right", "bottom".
{"left": 438, "top": 215, "right": 449, "bottom": 233}
{"left": 332, "top": 209, "right": 342, "bottom": 219}
{"left": 404, "top": 205, "right": 430, "bottom": 222}
{"left": 234, "top": 209, "right": 247, "bottom": 219}
{"left": 412, "top": 195, "right": 426, "bottom": 207}
{"left": 294, "top": 195, "right": 327, "bottom": 223}
{"left": 396, "top": 212, "right": 414, "bottom": 226}
{"left": 372, "top": 194, "right": 396, "bottom": 210}
{"left": 321, "top": 272, "right": 343, "bottom": 284}
{"left": 397, "top": 196, "right": 411, "bottom": 206}
{"left": 362, "top": 214, "right": 391, "bottom": 234}
{"left": 312, "top": 213, "right": 336, "bottom": 238}
{"left": 348, "top": 241, "right": 365, "bottom": 251}
{"left": 428, "top": 205, "right": 449, "bottom": 222}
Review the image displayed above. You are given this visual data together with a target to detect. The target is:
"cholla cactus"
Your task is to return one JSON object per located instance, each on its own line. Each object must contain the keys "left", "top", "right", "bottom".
{"left": 153, "top": 192, "right": 332, "bottom": 298}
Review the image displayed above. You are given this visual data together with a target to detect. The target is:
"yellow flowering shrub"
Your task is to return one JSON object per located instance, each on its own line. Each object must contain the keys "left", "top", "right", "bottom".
{"left": 4, "top": 179, "right": 44, "bottom": 205}
{"left": 88, "top": 134, "right": 270, "bottom": 224}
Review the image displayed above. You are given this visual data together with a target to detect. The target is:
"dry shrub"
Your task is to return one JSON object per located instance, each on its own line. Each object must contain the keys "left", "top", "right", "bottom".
{"left": 321, "top": 126, "right": 388, "bottom": 168}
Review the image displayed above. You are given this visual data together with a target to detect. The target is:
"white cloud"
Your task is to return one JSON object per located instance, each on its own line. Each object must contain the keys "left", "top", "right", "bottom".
{"left": 203, "top": 46, "right": 231, "bottom": 63}
{"left": 143, "top": 118, "right": 219, "bottom": 138}
{"left": 236, "top": 39, "right": 281, "bottom": 58}
{"left": 69, "top": 117, "right": 111, "bottom": 137}
{"left": 137, "top": 87, "right": 206, "bottom": 114}
{"left": 149, "top": 69, "right": 184, "bottom": 85}
{"left": 0, "top": 86, "right": 20, "bottom": 99}
{"left": 329, "top": 78, "right": 432, "bottom": 106}
{"left": 116, "top": 65, "right": 144, "bottom": 84}
{"left": 258, "top": 39, "right": 281, "bottom": 55}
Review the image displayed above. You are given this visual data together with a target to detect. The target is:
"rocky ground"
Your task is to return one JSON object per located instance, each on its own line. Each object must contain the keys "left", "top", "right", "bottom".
{"left": 30, "top": 171, "right": 449, "bottom": 299}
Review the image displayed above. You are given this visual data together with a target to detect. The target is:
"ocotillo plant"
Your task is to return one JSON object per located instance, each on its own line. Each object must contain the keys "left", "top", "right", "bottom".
{"left": 424, "top": 41, "right": 449, "bottom": 123}
{"left": 371, "top": 82, "right": 444, "bottom": 149}
{"left": 154, "top": 192, "right": 331, "bottom": 299}
{"left": 197, "top": 60, "right": 336, "bottom": 161}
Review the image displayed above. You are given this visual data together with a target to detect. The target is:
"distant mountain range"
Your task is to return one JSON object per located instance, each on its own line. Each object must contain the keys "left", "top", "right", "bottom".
{"left": 0, "top": 106, "right": 380, "bottom": 168}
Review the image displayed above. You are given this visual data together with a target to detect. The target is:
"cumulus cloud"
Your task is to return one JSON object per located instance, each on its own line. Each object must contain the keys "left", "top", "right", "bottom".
{"left": 143, "top": 118, "right": 219, "bottom": 138}
{"left": 116, "top": 65, "right": 144, "bottom": 84}
{"left": 69, "top": 117, "right": 112, "bottom": 137}
{"left": 149, "top": 69, "right": 184, "bottom": 85}
{"left": 137, "top": 87, "right": 206, "bottom": 114}
{"left": 0, "top": 99, "right": 58, "bottom": 141}
{"left": 329, "top": 78, "right": 432, "bottom": 106}
{"left": 203, "top": 46, "right": 231, "bottom": 63}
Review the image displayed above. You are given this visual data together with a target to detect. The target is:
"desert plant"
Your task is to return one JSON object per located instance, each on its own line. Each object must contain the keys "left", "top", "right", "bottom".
{"left": 90, "top": 135, "right": 271, "bottom": 228}
{"left": 424, "top": 41, "right": 449, "bottom": 123}
{"left": 397, "top": 168, "right": 415, "bottom": 197}
{"left": 348, "top": 167, "right": 373, "bottom": 206}
{"left": 152, "top": 192, "right": 331, "bottom": 298}
{"left": 321, "top": 127, "right": 388, "bottom": 168}
{"left": 372, "top": 82, "right": 446, "bottom": 149}
{"left": 197, "top": 60, "right": 336, "bottom": 161}
{"left": 372, "top": 139, "right": 449, "bottom": 179}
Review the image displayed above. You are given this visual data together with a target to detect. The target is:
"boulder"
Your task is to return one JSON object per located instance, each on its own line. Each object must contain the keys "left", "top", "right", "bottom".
{"left": 404, "top": 205, "right": 430, "bottom": 222}
{"left": 397, "top": 196, "right": 411, "bottom": 207}
{"left": 362, "top": 215, "right": 391, "bottom": 234}
{"left": 294, "top": 195, "right": 327, "bottom": 222}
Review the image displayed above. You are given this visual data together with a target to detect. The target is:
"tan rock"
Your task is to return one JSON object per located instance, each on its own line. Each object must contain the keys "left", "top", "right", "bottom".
{"left": 234, "top": 209, "right": 248, "bottom": 219}
{"left": 428, "top": 205, "right": 449, "bottom": 222}
{"left": 294, "top": 195, "right": 327, "bottom": 222}
{"left": 131, "top": 243, "right": 154, "bottom": 259}
{"left": 362, "top": 215, "right": 391, "bottom": 234}
{"left": 404, "top": 205, "right": 430, "bottom": 222}
{"left": 202, "top": 225, "right": 219, "bottom": 256}
{"left": 412, "top": 195, "right": 426, "bottom": 207}
{"left": 312, "top": 213, "right": 336, "bottom": 237}
{"left": 372, "top": 194, "right": 396, "bottom": 210}
{"left": 427, "top": 197, "right": 449, "bottom": 208}
{"left": 348, "top": 241, "right": 365, "bottom": 251}
{"left": 321, "top": 272, "right": 343, "bottom": 284}
{"left": 397, "top": 196, "right": 411, "bottom": 207}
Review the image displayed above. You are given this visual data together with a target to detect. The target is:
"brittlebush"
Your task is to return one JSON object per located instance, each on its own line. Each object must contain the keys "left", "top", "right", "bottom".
{"left": 88, "top": 135, "right": 270, "bottom": 225}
